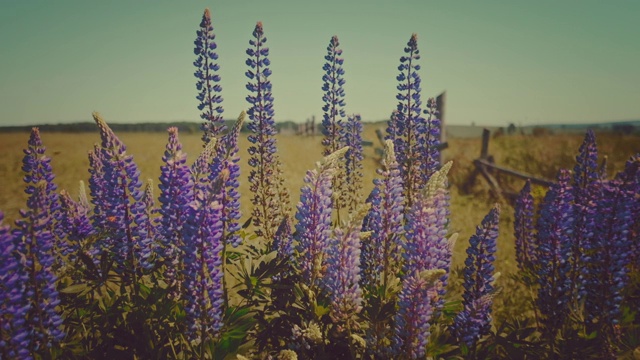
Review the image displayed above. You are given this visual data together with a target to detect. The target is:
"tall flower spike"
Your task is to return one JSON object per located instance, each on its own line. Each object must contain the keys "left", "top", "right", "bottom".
{"left": 246, "top": 21, "right": 290, "bottom": 240}
{"left": 341, "top": 114, "right": 364, "bottom": 213}
{"left": 212, "top": 111, "right": 245, "bottom": 248}
{"left": 20, "top": 128, "right": 63, "bottom": 268}
{"left": 535, "top": 170, "right": 574, "bottom": 336}
{"left": 452, "top": 205, "right": 500, "bottom": 348}
{"left": 570, "top": 130, "right": 599, "bottom": 299}
{"left": 361, "top": 140, "right": 405, "bottom": 290}
{"left": 59, "top": 190, "right": 94, "bottom": 264}
{"left": 323, "top": 203, "right": 369, "bottom": 326}
{"left": 88, "top": 143, "right": 107, "bottom": 229}
{"left": 422, "top": 97, "right": 441, "bottom": 180}
{"left": 15, "top": 182, "right": 65, "bottom": 353}
{"left": 194, "top": 8, "right": 225, "bottom": 142}
{"left": 321, "top": 35, "right": 346, "bottom": 156}
{"left": 584, "top": 161, "right": 638, "bottom": 332}
{"left": 92, "top": 112, "right": 150, "bottom": 273}
{"left": 403, "top": 162, "right": 453, "bottom": 279}
{"left": 386, "top": 34, "right": 427, "bottom": 208}
{"left": 158, "top": 127, "right": 194, "bottom": 295}
{"left": 138, "top": 179, "right": 157, "bottom": 270}
{"left": 295, "top": 147, "right": 348, "bottom": 287}
{"left": 0, "top": 212, "right": 31, "bottom": 359}
{"left": 514, "top": 180, "right": 535, "bottom": 271}
{"left": 182, "top": 169, "right": 225, "bottom": 342}
{"left": 393, "top": 269, "right": 445, "bottom": 359}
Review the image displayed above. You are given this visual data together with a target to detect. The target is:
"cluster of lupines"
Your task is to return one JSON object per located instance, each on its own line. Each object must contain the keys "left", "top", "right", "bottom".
{"left": 245, "top": 21, "right": 291, "bottom": 241}
{"left": 514, "top": 130, "right": 640, "bottom": 353}
{"left": 4, "top": 8, "right": 639, "bottom": 360}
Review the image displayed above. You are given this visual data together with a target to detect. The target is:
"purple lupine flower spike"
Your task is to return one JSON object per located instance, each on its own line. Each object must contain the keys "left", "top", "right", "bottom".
{"left": 341, "top": 114, "right": 364, "bottom": 212}
{"left": 321, "top": 35, "right": 346, "bottom": 156}
{"left": 15, "top": 182, "right": 65, "bottom": 354}
{"left": 393, "top": 269, "right": 445, "bottom": 359}
{"left": 158, "top": 127, "right": 194, "bottom": 296}
{"left": 514, "top": 180, "right": 535, "bottom": 271}
{"left": 361, "top": 140, "right": 405, "bottom": 290}
{"left": 452, "top": 205, "right": 500, "bottom": 348}
{"left": 584, "top": 158, "right": 638, "bottom": 332}
{"left": 138, "top": 179, "right": 157, "bottom": 270}
{"left": 403, "top": 161, "right": 453, "bottom": 300}
{"left": 273, "top": 215, "right": 293, "bottom": 257}
{"left": 535, "top": 170, "right": 574, "bottom": 335}
{"left": 0, "top": 211, "right": 30, "bottom": 359}
{"left": 213, "top": 112, "right": 245, "bottom": 248}
{"left": 386, "top": 34, "right": 427, "bottom": 207}
{"left": 323, "top": 204, "right": 369, "bottom": 326}
{"left": 59, "top": 190, "right": 94, "bottom": 264}
{"left": 88, "top": 143, "right": 107, "bottom": 229}
{"left": 194, "top": 8, "right": 225, "bottom": 143}
{"left": 246, "top": 21, "right": 291, "bottom": 240}
{"left": 182, "top": 171, "right": 225, "bottom": 343}
{"left": 21, "top": 128, "right": 63, "bottom": 269}
{"left": 295, "top": 147, "right": 349, "bottom": 287}
{"left": 423, "top": 97, "right": 441, "bottom": 180}
{"left": 92, "top": 112, "right": 149, "bottom": 273}
{"left": 571, "top": 130, "right": 599, "bottom": 299}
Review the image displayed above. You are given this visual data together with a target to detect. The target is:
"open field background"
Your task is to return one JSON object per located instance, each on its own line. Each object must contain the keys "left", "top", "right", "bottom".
{"left": 1, "top": 124, "right": 638, "bottom": 322}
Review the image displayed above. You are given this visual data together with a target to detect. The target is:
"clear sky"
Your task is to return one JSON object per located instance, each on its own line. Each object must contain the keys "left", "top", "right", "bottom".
{"left": 0, "top": 0, "right": 638, "bottom": 126}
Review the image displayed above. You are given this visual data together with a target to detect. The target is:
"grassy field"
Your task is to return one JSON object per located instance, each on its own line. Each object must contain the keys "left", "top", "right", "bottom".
{"left": 1, "top": 124, "right": 638, "bottom": 323}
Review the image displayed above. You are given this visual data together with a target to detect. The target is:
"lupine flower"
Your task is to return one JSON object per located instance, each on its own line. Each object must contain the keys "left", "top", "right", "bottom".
{"left": 571, "top": 130, "right": 599, "bottom": 298}
{"left": 323, "top": 204, "right": 369, "bottom": 326}
{"left": 535, "top": 170, "right": 574, "bottom": 335}
{"left": 321, "top": 35, "right": 346, "bottom": 156}
{"left": 341, "top": 114, "right": 364, "bottom": 212}
{"left": 182, "top": 175, "right": 225, "bottom": 342}
{"left": 158, "top": 127, "right": 193, "bottom": 295}
{"left": 422, "top": 97, "right": 441, "bottom": 180}
{"left": 0, "top": 211, "right": 31, "bottom": 359}
{"left": 403, "top": 161, "right": 453, "bottom": 303}
{"left": 59, "top": 190, "right": 94, "bottom": 263}
{"left": 452, "top": 205, "right": 500, "bottom": 348}
{"left": 295, "top": 147, "right": 348, "bottom": 287}
{"left": 514, "top": 180, "right": 535, "bottom": 271}
{"left": 212, "top": 112, "right": 244, "bottom": 248}
{"left": 273, "top": 215, "right": 293, "bottom": 258}
{"left": 88, "top": 143, "right": 107, "bottom": 229}
{"left": 584, "top": 161, "right": 638, "bottom": 330}
{"left": 386, "top": 34, "right": 427, "bottom": 207}
{"left": 361, "top": 140, "right": 405, "bottom": 290}
{"left": 194, "top": 8, "right": 225, "bottom": 143}
{"left": 14, "top": 182, "right": 65, "bottom": 354}
{"left": 403, "top": 161, "right": 453, "bottom": 274}
{"left": 21, "top": 128, "right": 63, "bottom": 269}
{"left": 622, "top": 154, "right": 640, "bottom": 268}
{"left": 92, "top": 112, "right": 150, "bottom": 273}
{"left": 137, "top": 179, "right": 157, "bottom": 270}
{"left": 393, "top": 269, "right": 445, "bottom": 359}
{"left": 246, "top": 21, "right": 291, "bottom": 240}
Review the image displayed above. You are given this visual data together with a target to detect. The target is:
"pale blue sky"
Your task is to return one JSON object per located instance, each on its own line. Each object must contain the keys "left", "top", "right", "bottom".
{"left": 0, "top": 0, "right": 638, "bottom": 126}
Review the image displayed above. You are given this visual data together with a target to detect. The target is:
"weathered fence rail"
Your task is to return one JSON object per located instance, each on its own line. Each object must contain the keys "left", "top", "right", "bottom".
{"left": 464, "top": 128, "right": 555, "bottom": 201}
